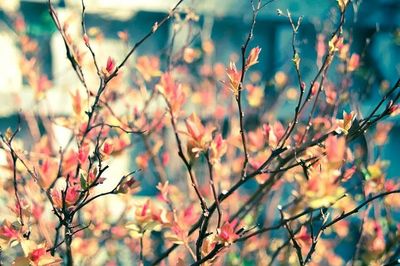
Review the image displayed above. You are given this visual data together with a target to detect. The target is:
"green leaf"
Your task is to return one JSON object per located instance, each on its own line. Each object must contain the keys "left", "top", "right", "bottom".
{"left": 80, "top": 173, "right": 88, "bottom": 190}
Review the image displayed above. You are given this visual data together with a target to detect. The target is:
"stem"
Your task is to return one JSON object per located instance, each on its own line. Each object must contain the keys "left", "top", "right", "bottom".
{"left": 50, "top": 223, "right": 62, "bottom": 256}
{"left": 107, "top": 0, "right": 186, "bottom": 82}
{"left": 236, "top": 0, "right": 262, "bottom": 179}
{"left": 165, "top": 101, "right": 208, "bottom": 212}
{"left": 279, "top": 208, "right": 304, "bottom": 266}
{"left": 64, "top": 223, "right": 73, "bottom": 266}
{"left": 321, "top": 189, "right": 400, "bottom": 230}
{"left": 11, "top": 151, "right": 24, "bottom": 226}
{"left": 139, "top": 233, "right": 144, "bottom": 265}
{"left": 277, "top": 12, "right": 304, "bottom": 148}
{"left": 205, "top": 152, "right": 221, "bottom": 227}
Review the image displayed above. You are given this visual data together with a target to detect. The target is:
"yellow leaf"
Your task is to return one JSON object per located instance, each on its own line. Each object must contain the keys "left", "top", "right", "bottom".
{"left": 337, "top": 0, "right": 348, "bottom": 12}
{"left": 37, "top": 255, "right": 63, "bottom": 266}
{"left": 328, "top": 35, "right": 343, "bottom": 54}
{"left": 164, "top": 231, "right": 184, "bottom": 245}
{"left": 20, "top": 239, "right": 36, "bottom": 257}
{"left": 274, "top": 71, "right": 288, "bottom": 88}
{"left": 5, "top": 127, "right": 13, "bottom": 142}
{"left": 292, "top": 52, "right": 300, "bottom": 70}
{"left": 12, "top": 257, "right": 31, "bottom": 266}
{"left": 247, "top": 85, "right": 264, "bottom": 107}
{"left": 367, "top": 163, "right": 383, "bottom": 180}
{"left": 128, "top": 230, "right": 143, "bottom": 239}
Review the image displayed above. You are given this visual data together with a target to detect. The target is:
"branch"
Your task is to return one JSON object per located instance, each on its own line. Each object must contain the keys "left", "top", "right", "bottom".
{"left": 321, "top": 189, "right": 400, "bottom": 230}
{"left": 236, "top": 0, "right": 262, "bottom": 179}
{"left": 163, "top": 99, "right": 208, "bottom": 213}
{"left": 1, "top": 123, "right": 23, "bottom": 226}
{"left": 279, "top": 207, "right": 304, "bottom": 266}
{"left": 105, "top": 0, "right": 186, "bottom": 83}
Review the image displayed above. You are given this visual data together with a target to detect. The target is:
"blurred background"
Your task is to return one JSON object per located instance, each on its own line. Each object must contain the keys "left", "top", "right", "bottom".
{"left": 0, "top": 0, "right": 399, "bottom": 177}
{"left": 0, "top": 0, "right": 399, "bottom": 264}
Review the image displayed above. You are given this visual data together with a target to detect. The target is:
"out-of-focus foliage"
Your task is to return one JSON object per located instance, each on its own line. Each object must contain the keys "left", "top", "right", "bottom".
{"left": 0, "top": 0, "right": 399, "bottom": 265}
